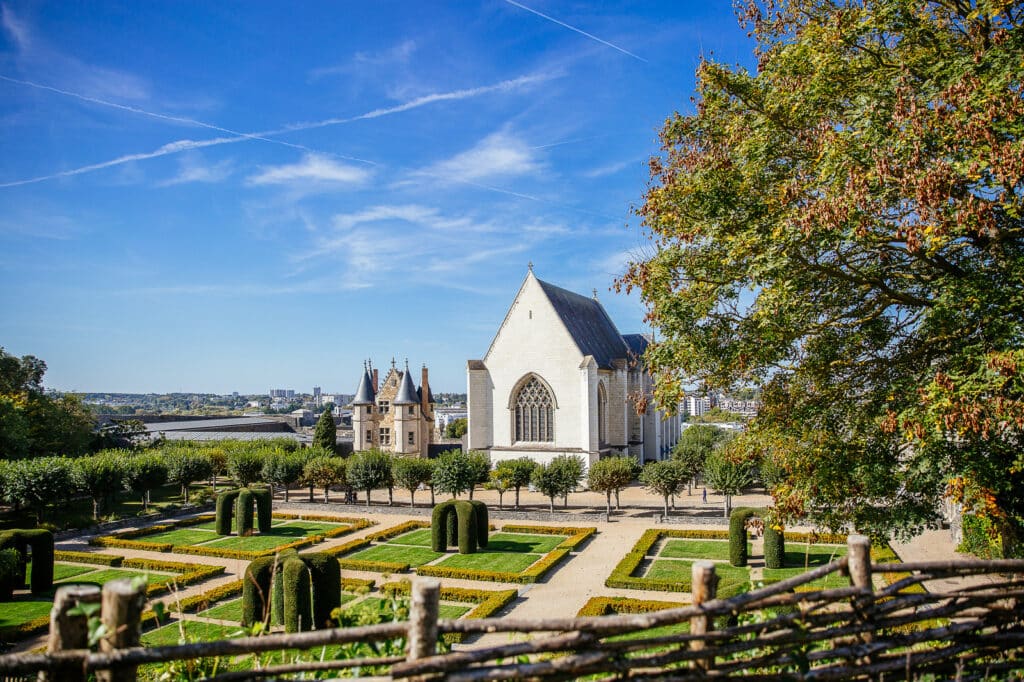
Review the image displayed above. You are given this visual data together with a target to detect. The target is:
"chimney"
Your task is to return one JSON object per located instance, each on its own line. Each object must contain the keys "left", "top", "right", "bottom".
{"left": 373, "top": 368, "right": 379, "bottom": 394}
{"left": 421, "top": 364, "right": 430, "bottom": 416}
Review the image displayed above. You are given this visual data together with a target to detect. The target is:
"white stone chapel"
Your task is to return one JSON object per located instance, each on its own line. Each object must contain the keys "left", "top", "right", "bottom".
{"left": 466, "top": 268, "right": 682, "bottom": 469}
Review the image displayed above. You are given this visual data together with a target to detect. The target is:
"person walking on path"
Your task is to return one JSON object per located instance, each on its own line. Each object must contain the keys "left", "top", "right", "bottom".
{"left": 702, "top": 487, "right": 707, "bottom": 504}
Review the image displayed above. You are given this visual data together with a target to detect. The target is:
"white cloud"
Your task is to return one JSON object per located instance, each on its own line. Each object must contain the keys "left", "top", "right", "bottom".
{"left": 584, "top": 158, "right": 642, "bottom": 178}
{"left": 1, "top": 3, "right": 31, "bottom": 50}
{"left": 310, "top": 39, "right": 417, "bottom": 80}
{"left": 413, "top": 131, "right": 542, "bottom": 184}
{"left": 247, "top": 154, "right": 370, "bottom": 187}
{"left": 159, "top": 156, "right": 233, "bottom": 186}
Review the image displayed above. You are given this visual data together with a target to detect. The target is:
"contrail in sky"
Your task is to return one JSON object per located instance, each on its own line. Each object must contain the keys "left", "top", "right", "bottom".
{"left": 503, "top": 0, "right": 647, "bottom": 63}
{"left": 0, "top": 72, "right": 552, "bottom": 188}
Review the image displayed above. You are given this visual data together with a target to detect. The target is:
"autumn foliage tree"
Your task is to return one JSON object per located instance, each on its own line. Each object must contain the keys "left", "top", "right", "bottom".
{"left": 621, "top": 0, "right": 1024, "bottom": 551}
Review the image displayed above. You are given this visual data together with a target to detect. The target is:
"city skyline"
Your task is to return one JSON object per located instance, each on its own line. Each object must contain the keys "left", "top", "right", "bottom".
{"left": 0, "top": 2, "right": 756, "bottom": 393}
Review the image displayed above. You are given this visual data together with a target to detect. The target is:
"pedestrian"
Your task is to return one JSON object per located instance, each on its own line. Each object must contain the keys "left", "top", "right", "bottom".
{"left": 702, "top": 487, "right": 707, "bottom": 504}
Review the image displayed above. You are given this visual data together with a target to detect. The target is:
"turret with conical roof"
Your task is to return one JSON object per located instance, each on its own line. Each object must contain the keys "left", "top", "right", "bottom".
{"left": 393, "top": 360, "right": 419, "bottom": 406}
{"left": 352, "top": 361, "right": 376, "bottom": 406}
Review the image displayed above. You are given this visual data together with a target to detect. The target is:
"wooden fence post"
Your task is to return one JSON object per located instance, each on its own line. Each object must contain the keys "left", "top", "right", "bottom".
{"left": 96, "top": 578, "right": 147, "bottom": 682}
{"left": 407, "top": 577, "right": 441, "bottom": 661}
{"left": 39, "top": 584, "right": 101, "bottom": 682}
{"left": 690, "top": 560, "right": 718, "bottom": 671}
{"left": 847, "top": 533, "right": 875, "bottom": 655}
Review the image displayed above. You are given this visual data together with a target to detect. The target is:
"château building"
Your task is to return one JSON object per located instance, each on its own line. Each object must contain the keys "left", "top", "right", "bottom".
{"left": 466, "top": 268, "right": 682, "bottom": 469}
{"left": 351, "top": 360, "right": 436, "bottom": 457}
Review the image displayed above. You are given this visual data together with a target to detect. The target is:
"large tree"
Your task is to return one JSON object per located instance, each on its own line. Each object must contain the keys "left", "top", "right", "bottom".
{"left": 622, "top": 0, "right": 1024, "bottom": 548}
{"left": 313, "top": 406, "right": 337, "bottom": 453}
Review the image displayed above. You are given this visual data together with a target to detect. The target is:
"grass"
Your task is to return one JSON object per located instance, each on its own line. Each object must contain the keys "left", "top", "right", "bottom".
{"left": 57, "top": 567, "right": 174, "bottom": 587}
{"left": 143, "top": 528, "right": 219, "bottom": 546}
{"left": 53, "top": 563, "right": 99, "bottom": 581}
{"left": 485, "top": 532, "right": 564, "bottom": 554}
{"left": 346, "top": 544, "right": 444, "bottom": 567}
{"left": 645, "top": 559, "right": 751, "bottom": 592}
{"left": 0, "top": 596, "right": 53, "bottom": 628}
{"left": 388, "top": 529, "right": 434, "bottom": 546}
{"left": 198, "top": 594, "right": 360, "bottom": 623}
{"left": 762, "top": 567, "right": 850, "bottom": 589}
{"left": 142, "top": 619, "right": 244, "bottom": 646}
{"left": 436, "top": 550, "right": 540, "bottom": 573}
{"left": 659, "top": 539, "right": 748, "bottom": 561}
{"left": 197, "top": 521, "right": 348, "bottom": 551}
{"left": 781, "top": 545, "right": 847, "bottom": 568}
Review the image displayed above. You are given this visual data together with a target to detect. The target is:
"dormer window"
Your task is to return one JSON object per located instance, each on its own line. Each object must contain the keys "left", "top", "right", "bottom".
{"left": 378, "top": 400, "right": 390, "bottom": 414}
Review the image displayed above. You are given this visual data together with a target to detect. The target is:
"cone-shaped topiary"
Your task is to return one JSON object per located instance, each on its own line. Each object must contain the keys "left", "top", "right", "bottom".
{"left": 254, "top": 487, "right": 273, "bottom": 532}
{"left": 729, "top": 507, "right": 759, "bottom": 567}
{"left": 455, "top": 500, "right": 478, "bottom": 554}
{"left": 468, "top": 500, "right": 489, "bottom": 549}
{"left": 236, "top": 488, "right": 255, "bottom": 536}
{"left": 216, "top": 490, "right": 240, "bottom": 535}
{"left": 0, "top": 529, "right": 54, "bottom": 594}
{"left": 764, "top": 525, "right": 785, "bottom": 569}
{"left": 241, "top": 556, "right": 275, "bottom": 627}
{"left": 303, "top": 552, "right": 341, "bottom": 628}
{"left": 282, "top": 555, "right": 312, "bottom": 633}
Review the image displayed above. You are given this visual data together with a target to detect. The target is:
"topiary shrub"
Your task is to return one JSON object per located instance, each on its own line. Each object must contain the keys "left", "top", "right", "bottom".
{"left": 303, "top": 552, "right": 341, "bottom": 629}
{"left": 0, "top": 549, "right": 19, "bottom": 600}
{"left": 236, "top": 488, "right": 255, "bottom": 536}
{"left": 241, "top": 556, "right": 275, "bottom": 627}
{"left": 216, "top": 490, "right": 240, "bottom": 535}
{"left": 764, "top": 525, "right": 785, "bottom": 569}
{"left": 729, "top": 507, "right": 758, "bottom": 567}
{"left": 455, "top": 500, "right": 478, "bottom": 554}
{"left": 431, "top": 500, "right": 456, "bottom": 552}
{"left": 0, "top": 529, "right": 54, "bottom": 594}
{"left": 254, "top": 487, "right": 273, "bottom": 533}
{"left": 282, "top": 555, "right": 312, "bottom": 633}
{"left": 469, "top": 500, "right": 489, "bottom": 549}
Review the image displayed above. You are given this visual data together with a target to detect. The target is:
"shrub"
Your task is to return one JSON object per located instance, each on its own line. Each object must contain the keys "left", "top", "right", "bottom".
{"left": 236, "top": 488, "right": 255, "bottom": 536}
{"left": 392, "top": 457, "right": 435, "bottom": 508}
{"left": 282, "top": 556, "right": 312, "bottom": 633}
{"left": 576, "top": 596, "right": 686, "bottom": 617}
{"left": 346, "top": 450, "right": 394, "bottom": 507}
{"left": 303, "top": 552, "right": 341, "bottom": 629}
{"left": 764, "top": 525, "right": 785, "bottom": 569}
{"left": 0, "top": 528, "right": 54, "bottom": 593}
{"left": 729, "top": 507, "right": 760, "bottom": 567}
{"left": 455, "top": 500, "right": 478, "bottom": 554}
{"left": 253, "top": 488, "right": 273, "bottom": 532}
{"left": 54, "top": 550, "right": 122, "bottom": 567}
{"left": 241, "top": 556, "right": 274, "bottom": 627}
{"left": 0, "top": 548, "right": 19, "bottom": 600}
{"left": 365, "top": 520, "right": 428, "bottom": 543}
{"left": 228, "top": 450, "right": 265, "bottom": 488}
{"left": 215, "top": 489, "right": 239, "bottom": 535}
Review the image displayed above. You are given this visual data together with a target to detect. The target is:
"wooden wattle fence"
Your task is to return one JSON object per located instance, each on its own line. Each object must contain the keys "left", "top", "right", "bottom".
{"left": 1, "top": 535, "right": 1022, "bottom": 681}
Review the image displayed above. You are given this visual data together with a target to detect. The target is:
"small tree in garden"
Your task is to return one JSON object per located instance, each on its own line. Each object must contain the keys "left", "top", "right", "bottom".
{"left": 530, "top": 462, "right": 562, "bottom": 513}
{"left": 465, "top": 450, "right": 491, "bottom": 500}
{"left": 346, "top": 450, "right": 393, "bottom": 508}
{"left": 302, "top": 456, "right": 346, "bottom": 503}
{"left": 432, "top": 449, "right": 476, "bottom": 499}
{"left": 495, "top": 458, "right": 536, "bottom": 510}
{"left": 640, "top": 460, "right": 687, "bottom": 519}
{"left": 487, "top": 468, "right": 513, "bottom": 510}
{"left": 262, "top": 452, "right": 305, "bottom": 502}
{"left": 1, "top": 457, "right": 74, "bottom": 523}
{"left": 444, "top": 417, "right": 468, "bottom": 439}
{"left": 205, "top": 447, "right": 227, "bottom": 492}
{"left": 165, "top": 452, "right": 212, "bottom": 504}
{"left": 704, "top": 447, "right": 754, "bottom": 518}
{"left": 123, "top": 454, "right": 167, "bottom": 510}
{"left": 550, "top": 455, "right": 585, "bottom": 508}
{"left": 312, "top": 405, "right": 337, "bottom": 453}
{"left": 228, "top": 450, "right": 265, "bottom": 488}
{"left": 392, "top": 456, "right": 435, "bottom": 508}
{"left": 588, "top": 457, "right": 634, "bottom": 521}
{"left": 73, "top": 452, "right": 124, "bottom": 519}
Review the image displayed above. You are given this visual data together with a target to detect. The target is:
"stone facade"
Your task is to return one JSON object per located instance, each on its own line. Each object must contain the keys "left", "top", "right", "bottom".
{"left": 351, "top": 361, "right": 436, "bottom": 457}
{"left": 467, "top": 270, "right": 682, "bottom": 469}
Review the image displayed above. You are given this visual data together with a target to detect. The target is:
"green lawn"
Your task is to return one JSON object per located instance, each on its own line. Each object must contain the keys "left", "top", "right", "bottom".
{"left": 58, "top": 567, "right": 175, "bottom": 588}
{"left": 762, "top": 567, "right": 849, "bottom": 589}
{"left": 0, "top": 596, "right": 52, "bottom": 628}
{"left": 485, "top": 532, "right": 564, "bottom": 554}
{"left": 143, "top": 528, "right": 219, "bottom": 546}
{"left": 436, "top": 550, "right": 540, "bottom": 573}
{"left": 388, "top": 529, "right": 434, "bottom": 546}
{"left": 142, "top": 619, "right": 244, "bottom": 646}
{"left": 347, "top": 544, "right": 444, "bottom": 567}
{"left": 273, "top": 521, "right": 345, "bottom": 535}
{"left": 659, "top": 539, "right": 748, "bottom": 561}
{"left": 645, "top": 559, "right": 750, "bottom": 587}
{"left": 439, "top": 604, "right": 471, "bottom": 619}
{"left": 782, "top": 545, "right": 847, "bottom": 568}
{"left": 53, "top": 563, "right": 100, "bottom": 581}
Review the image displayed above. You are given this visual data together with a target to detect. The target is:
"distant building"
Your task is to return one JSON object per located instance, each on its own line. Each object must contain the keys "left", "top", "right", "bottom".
{"left": 466, "top": 269, "right": 682, "bottom": 468}
{"left": 269, "top": 389, "right": 295, "bottom": 399}
{"left": 716, "top": 395, "right": 760, "bottom": 419}
{"left": 350, "top": 360, "right": 437, "bottom": 457}
{"left": 313, "top": 386, "right": 321, "bottom": 402}
{"left": 435, "top": 408, "right": 468, "bottom": 432}
{"left": 685, "top": 395, "right": 712, "bottom": 418}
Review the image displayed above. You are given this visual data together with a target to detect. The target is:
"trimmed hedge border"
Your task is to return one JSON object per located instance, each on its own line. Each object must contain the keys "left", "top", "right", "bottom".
{"left": 364, "top": 520, "right": 427, "bottom": 543}
{"left": 382, "top": 580, "right": 517, "bottom": 643}
{"left": 576, "top": 596, "right": 686, "bottom": 617}
{"left": 787, "top": 532, "right": 849, "bottom": 545}
{"left": 501, "top": 524, "right": 597, "bottom": 549}
{"left": 336, "top": 558, "right": 410, "bottom": 574}
{"left": 173, "top": 536, "right": 318, "bottom": 560}
{"left": 54, "top": 550, "right": 123, "bottom": 567}
{"left": 324, "top": 537, "right": 372, "bottom": 558}
{"left": 173, "top": 579, "right": 245, "bottom": 613}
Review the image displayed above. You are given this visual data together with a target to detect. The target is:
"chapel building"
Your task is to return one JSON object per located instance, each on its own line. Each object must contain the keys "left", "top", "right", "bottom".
{"left": 351, "top": 360, "right": 436, "bottom": 457}
{"left": 466, "top": 269, "right": 682, "bottom": 469}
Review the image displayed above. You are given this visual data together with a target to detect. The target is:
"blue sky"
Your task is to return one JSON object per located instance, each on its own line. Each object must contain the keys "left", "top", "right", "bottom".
{"left": 0, "top": 1, "right": 753, "bottom": 395}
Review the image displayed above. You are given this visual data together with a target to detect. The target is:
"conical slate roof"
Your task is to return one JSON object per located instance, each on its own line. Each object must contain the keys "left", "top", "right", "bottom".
{"left": 393, "top": 366, "right": 419, "bottom": 405}
{"left": 352, "top": 368, "right": 376, "bottom": 405}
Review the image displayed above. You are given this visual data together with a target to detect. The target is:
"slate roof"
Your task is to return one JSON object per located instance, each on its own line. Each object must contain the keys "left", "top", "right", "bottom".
{"left": 393, "top": 368, "right": 419, "bottom": 405}
{"left": 352, "top": 369, "right": 376, "bottom": 405}
{"left": 537, "top": 278, "right": 630, "bottom": 369}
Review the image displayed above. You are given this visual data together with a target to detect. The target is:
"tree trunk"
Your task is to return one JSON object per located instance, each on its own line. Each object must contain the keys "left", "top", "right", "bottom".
{"left": 498, "top": 492, "right": 504, "bottom": 511}
{"left": 388, "top": 487, "right": 393, "bottom": 506}
{"left": 671, "top": 494, "right": 676, "bottom": 510}
{"left": 140, "top": 493, "right": 147, "bottom": 511}
{"left": 605, "top": 492, "right": 611, "bottom": 523}
{"left": 614, "top": 489, "right": 620, "bottom": 509}
{"left": 324, "top": 487, "right": 329, "bottom": 504}
{"left": 563, "top": 493, "right": 568, "bottom": 509}
{"left": 429, "top": 487, "right": 435, "bottom": 505}
{"left": 549, "top": 497, "right": 554, "bottom": 513}
{"left": 515, "top": 487, "right": 520, "bottom": 510}
{"left": 410, "top": 489, "right": 416, "bottom": 508}
{"left": 723, "top": 494, "right": 731, "bottom": 518}
{"left": 309, "top": 484, "right": 314, "bottom": 503}
{"left": 663, "top": 495, "right": 670, "bottom": 519}
{"left": 211, "top": 475, "right": 217, "bottom": 493}
{"left": 284, "top": 486, "right": 289, "bottom": 503}
{"left": 366, "top": 489, "right": 372, "bottom": 508}
{"left": 92, "top": 498, "right": 99, "bottom": 521}
{"left": 469, "top": 486, "right": 474, "bottom": 500}
{"left": 183, "top": 485, "right": 189, "bottom": 504}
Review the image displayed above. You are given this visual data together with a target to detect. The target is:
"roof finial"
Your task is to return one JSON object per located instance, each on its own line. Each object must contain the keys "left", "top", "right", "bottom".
{"left": 592, "top": 288, "right": 599, "bottom": 300}
{"left": 404, "top": 358, "right": 409, "bottom": 369}
{"left": 391, "top": 357, "right": 396, "bottom": 369}
{"left": 528, "top": 260, "right": 534, "bottom": 272}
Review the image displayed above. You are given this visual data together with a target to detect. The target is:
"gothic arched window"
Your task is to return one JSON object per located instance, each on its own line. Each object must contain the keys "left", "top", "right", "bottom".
{"left": 597, "top": 382, "right": 607, "bottom": 445}
{"left": 513, "top": 376, "right": 555, "bottom": 442}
